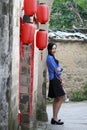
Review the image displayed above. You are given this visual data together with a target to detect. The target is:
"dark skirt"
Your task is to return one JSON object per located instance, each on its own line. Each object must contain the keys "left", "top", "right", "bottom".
{"left": 48, "top": 76, "right": 65, "bottom": 98}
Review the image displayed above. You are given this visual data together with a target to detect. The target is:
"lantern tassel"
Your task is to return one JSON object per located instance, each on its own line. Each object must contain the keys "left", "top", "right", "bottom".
{"left": 41, "top": 51, "right": 43, "bottom": 60}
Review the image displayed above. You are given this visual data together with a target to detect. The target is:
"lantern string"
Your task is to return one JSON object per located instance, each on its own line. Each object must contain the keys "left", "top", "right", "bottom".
{"left": 41, "top": 51, "right": 43, "bottom": 61}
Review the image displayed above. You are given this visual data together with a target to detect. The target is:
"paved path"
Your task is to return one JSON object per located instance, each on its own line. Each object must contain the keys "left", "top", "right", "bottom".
{"left": 37, "top": 101, "right": 87, "bottom": 130}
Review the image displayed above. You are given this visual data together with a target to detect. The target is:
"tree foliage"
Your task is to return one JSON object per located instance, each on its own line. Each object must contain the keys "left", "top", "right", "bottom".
{"left": 49, "top": 0, "right": 87, "bottom": 30}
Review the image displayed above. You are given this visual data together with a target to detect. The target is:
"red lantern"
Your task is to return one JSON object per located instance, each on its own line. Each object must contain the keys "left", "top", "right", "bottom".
{"left": 36, "top": 30, "right": 48, "bottom": 50}
{"left": 37, "top": 3, "right": 49, "bottom": 24}
{"left": 24, "top": 0, "right": 37, "bottom": 16}
{"left": 21, "top": 23, "right": 35, "bottom": 44}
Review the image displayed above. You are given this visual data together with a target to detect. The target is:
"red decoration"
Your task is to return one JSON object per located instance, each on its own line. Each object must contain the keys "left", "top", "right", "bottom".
{"left": 18, "top": 110, "right": 22, "bottom": 125}
{"left": 21, "top": 23, "right": 35, "bottom": 44}
{"left": 36, "top": 30, "right": 48, "bottom": 50}
{"left": 30, "top": 43, "right": 34, "bottom": 115}
{"left": 20, "top": 40, "right": 24, "bottom": 59}
{"left": 37, "top": 3, "right": 49, "bottom": 24}
{"left": 20, "top": 17, "right": 23, "bottom": 29}
{"left": 24, "top": 0, "right": 37, "bottom": 16}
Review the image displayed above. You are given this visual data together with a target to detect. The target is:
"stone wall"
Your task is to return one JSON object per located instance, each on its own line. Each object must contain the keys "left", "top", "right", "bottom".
{"left": 8, "top": 0, "right": 20, "bottom": 130}
{"left": 55, "top": 41, "right": 87, "bottom": 97}
{"left": 0, "top": 0, "right": 10, "bottom": 129}
{"left": 0, "top": 0, "right": 20, "bottom": 130}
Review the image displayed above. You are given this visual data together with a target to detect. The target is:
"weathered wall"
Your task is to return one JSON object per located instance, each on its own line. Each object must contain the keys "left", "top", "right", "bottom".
{"left": 0, "top": 0, "right": 10, "bottom": 129}
{"left": 0, "top": 0, "right": 20, "bottom": 130}
{"left": 8, "top": 0, "right": 20, "bottom": 130}
{"left": 55, "top": 41, "right": 87, "bottom": 96}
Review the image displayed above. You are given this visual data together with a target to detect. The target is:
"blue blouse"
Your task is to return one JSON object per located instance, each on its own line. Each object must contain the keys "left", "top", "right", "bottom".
{"left": 46, "top": 54, "right": 63, "bottom": 80}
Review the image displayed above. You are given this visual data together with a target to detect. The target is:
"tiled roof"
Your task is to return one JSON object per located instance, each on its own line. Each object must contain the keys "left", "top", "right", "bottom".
{"left": 49, "top": 30, "right": 87, "bottom": 42}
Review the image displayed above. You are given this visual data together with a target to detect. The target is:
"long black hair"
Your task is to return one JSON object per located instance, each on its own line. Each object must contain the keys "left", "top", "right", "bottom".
{"left": 47, "top": 42, "right": 59, "bottom": 64}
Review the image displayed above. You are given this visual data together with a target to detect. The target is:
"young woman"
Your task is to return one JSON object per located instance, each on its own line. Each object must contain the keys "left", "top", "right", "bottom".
{"left": 46, "top": 42, "right": 65, "bottom": 125}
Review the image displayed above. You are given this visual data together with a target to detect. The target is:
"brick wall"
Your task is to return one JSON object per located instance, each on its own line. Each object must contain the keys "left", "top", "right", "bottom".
{"left": 19, "top": 44, "right": 35, "bottom": 130}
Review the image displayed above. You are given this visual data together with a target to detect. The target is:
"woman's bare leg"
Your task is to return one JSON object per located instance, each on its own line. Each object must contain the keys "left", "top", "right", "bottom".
{"left": 53, "top": 96, "right": 65, "bottom": 121}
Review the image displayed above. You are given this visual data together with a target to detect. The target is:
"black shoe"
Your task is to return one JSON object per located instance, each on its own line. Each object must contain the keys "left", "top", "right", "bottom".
{"left": 51, "top": 118, "right": 61, "bottom": 124}
{"left": 51, "top": 118, "right": 64, "bottom": 125}
{"left": 58, "top": 119, "right": 61, "bottom": 122}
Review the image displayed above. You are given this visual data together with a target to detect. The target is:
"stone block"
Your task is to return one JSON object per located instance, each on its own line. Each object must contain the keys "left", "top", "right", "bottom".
{"left": 20, "top": 75, "right": 30, "bottom": 86}
{"left": 21, "top": 56, "right": 30, "bottom": 65}
{"left": 20, "top": 66, "right": 28, "bottom": 74}
{"left": 20, "top": 86, "right": 29, "bottom": 94}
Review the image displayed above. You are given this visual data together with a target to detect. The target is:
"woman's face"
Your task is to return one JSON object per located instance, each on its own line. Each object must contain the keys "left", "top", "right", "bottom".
{"left": 51, "top": 45, "right": 57, "bottom": 55}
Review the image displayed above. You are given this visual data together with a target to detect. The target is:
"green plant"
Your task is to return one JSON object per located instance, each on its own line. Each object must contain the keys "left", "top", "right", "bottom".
{"left": 71, "top": 90, "right": 87, "bottom": 102}
{"left": 71, "top": 82, "right": 87, "bottom": 101}
{"left": 49, "top": 0, "right": 87, "bottom": 30}
{"left": 83, "top": 82, "right": 87, "bottom": 95}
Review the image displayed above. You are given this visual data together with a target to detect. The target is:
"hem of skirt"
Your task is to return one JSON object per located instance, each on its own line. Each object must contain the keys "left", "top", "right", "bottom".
{"left": 48, "top": 93, "right": 65, "bottom": 98}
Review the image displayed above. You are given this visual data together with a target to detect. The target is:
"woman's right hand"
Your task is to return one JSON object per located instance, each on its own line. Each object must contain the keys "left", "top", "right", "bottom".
{"left": 56, "top": 68, "right": 61, "bottom": 72}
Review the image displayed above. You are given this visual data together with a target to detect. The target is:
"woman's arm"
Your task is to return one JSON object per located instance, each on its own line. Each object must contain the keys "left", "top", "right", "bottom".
{"left": 47, "top": 56, "right": 58, "bottom": 72}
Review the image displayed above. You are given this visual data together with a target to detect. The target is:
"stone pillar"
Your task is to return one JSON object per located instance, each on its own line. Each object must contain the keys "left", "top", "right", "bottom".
{"left": 19, "top": 7, "right": 37, "bottom": 130}
{"left": 0, "top": 0, "right": 20, "bottom": 130}
{"left": 36, "top": 0, "right": 54, "bottom": 122}
{"left": 8, "top": 0, "right": 20, "bottom": 130}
